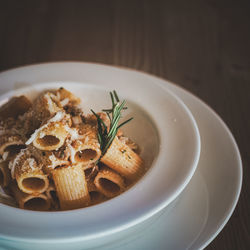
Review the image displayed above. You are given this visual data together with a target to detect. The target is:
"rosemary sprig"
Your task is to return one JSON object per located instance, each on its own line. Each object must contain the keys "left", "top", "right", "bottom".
{"left": 91, "top": 91, "right": 133, "bottom": 158}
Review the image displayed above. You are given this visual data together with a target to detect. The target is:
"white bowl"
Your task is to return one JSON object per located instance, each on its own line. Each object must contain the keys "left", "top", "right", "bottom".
{"left": 0, "top": 81, "right": 200, "bottom": 247}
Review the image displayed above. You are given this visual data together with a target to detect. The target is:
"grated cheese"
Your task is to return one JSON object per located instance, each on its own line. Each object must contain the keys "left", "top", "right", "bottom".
{"left": 60, "top": 98, "right": 69, "bottom": 107}
{"left": 2, "top": 151, "right": 9, "bottom": 161}
{"left": 27, "top": 158, "right": 36, "bottom": 171}
{"left": 67, "top": 143, "right": 76, "bottom": 163}
{"left": 65, "top": 126, "right": 84, "bottom": 141}
{"left": 44, "top": 93, "right": 56, "bottom": 113}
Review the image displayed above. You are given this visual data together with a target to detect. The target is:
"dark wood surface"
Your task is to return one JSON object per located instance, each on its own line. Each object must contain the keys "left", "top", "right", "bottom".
{"left": 0, "top": 0, "right": 249, "bottom": 249}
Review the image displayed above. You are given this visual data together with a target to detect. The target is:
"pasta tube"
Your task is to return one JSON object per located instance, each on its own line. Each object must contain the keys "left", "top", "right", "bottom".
{"left": 26, "top": 111, "right": 71, "bottom": 151}
{"left": 9, "top": 149, "right": 49, "bottom": 194}
{"left": 32, "top": 123, "right": 68, "bottom": 151}
{"left": 101, "top": 136, "right": 143, "bottom": 181}
{"left": 87, "top": 179, "right": 106, "bottom": 205}
{"left": 52, "top": 164, "right": 90, "bottom": 210}
{"left": 70, "top": 124, "right": 101, "bottom": 164}
{"left": 20, "top": 93, "right": 60, "bottom": 138}
{"left": 0, "top": 95, "right": 31, "bottom": 119}
{"left": 55, "top": 87, "right": 81, "bottom": 107}
{"left": 32, "top": 92, "right": 61, "bottom": 125}
{"left": 0, "top": 161, "right": 11, "bottom": 187}
{"left": 10, "top": 182, "right": 50, "bottom": 211}
{"left": 0, "top": 134, "right": 25, "bottom": 155}
{"left": 94, "top": 165, "right": 125, "bottom": 198}
{"left": 118, "top": 135, "right": 140, "bottom": 154}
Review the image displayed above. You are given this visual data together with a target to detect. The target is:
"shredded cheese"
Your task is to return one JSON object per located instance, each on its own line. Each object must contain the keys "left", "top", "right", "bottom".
{"left": 65, "top": 126, "right": 84, "bottom": 141}
{"left": 44, "top": 93, "right": 56, "bottom": 113}
{"left": 60, "top": 98, "right": 69, "bottom": 107}
{"left": 25, "top": 158, "right": 36, "bottom": 171}
{"left": 67, "top": 143, "right": 76, "bottom": 163}
{"left": 2, "top": 151, "right": 9, "bottom": 161}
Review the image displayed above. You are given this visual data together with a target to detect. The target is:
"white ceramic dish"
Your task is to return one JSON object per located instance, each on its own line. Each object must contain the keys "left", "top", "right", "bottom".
{"left": 0, "top": 62, "right": 241, "bottom": 250}
{"left": 0, "top": 65, "right": 200, "bottom": 247}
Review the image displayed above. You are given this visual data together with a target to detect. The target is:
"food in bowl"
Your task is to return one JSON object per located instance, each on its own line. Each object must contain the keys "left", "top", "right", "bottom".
{"left": 0, "top": 87, "right": 144, "bottom": 211}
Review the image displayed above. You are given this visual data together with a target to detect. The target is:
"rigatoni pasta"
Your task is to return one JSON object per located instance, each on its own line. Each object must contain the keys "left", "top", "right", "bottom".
{"left": 87, "top": 179, "right": 106, "bottom": 205}
{"left": 10, "top": 182, "right": 50, "bottom": 211}
{"left": 0, "top": 134, "right": 24, "bottom": 155}
{"left": 9, "top": 149, "right": 49, "bottom": 194}
{"left": 0, "top": 88, "right": 144, "bottom": 211}
{"left": 94, "top": 165, "right": 125, "bottom": 198}
{"left": 0, "top": 95, "right": 31, "bottom": 119}
{"left": 52, "top": 164, "right": 90, "bottom": 210}
{"left": 26, "top": 111, "right": 72, "bottom": 151}
{"left": 71, "top": 124, "right": 101, "bottom": 164}
{"left": 101, "top": 136, "right": 143, "bottom": 181}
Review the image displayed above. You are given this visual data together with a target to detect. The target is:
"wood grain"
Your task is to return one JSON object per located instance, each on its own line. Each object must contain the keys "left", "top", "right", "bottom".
{"left": 0, "top": 0, "right": 249, "bottom": 249}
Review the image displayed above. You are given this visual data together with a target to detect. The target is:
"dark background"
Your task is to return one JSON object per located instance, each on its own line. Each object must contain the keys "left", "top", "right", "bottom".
{"left": 0, "top": 0, "right": 249, "bottom": 249}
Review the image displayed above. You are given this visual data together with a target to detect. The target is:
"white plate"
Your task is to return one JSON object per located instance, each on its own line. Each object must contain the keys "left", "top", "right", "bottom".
{"left": 0, "top": 63, "right": 242, "bottom": 250}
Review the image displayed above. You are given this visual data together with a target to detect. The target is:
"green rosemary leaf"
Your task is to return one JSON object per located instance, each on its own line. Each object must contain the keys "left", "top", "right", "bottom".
{"left": 113, "top": 90, "right": 120, "bottom": 102}
{"left": 102, "top": 108, "right": 112, "bottom": 113}
{"left": 109, "top": 113, "right": 121, "bottom": 136}
{"left": 91, "top": 109, "right": 107, "bottom": 132}
{"left": 97, "top": 132, "right": 103, "bottom": 149}
{"left": 106, "top": 112, "right": 111, "bottom": 121}
{"left": 117, "top": 117, "right": 133, "bottom": 129}
{"left": 110, "top": 92, "right": 115, "bottom": 107}
{"left": 117, "top": 100, "right": 126, "bottom": 114}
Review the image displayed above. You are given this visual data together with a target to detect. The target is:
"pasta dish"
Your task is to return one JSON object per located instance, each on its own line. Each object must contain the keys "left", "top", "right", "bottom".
{"left": 0, "top": 88, "right": 143, "bottom": 211}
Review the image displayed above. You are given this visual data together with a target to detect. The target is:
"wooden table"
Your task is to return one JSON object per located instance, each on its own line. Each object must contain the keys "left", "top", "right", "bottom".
{"left": 0, "top": 1, "right": 249, "bottom": 249}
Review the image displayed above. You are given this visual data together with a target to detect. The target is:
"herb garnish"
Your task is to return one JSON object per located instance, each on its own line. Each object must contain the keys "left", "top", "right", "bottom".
{"left": 91, "top": 91, "right": 133, "bottom": 157}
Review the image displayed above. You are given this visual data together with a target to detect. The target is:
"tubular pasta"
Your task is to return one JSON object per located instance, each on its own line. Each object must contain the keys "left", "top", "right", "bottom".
{"left": 52, "top": 164, "right": 90, "bottom": 210}
{"left": 19, "top": 93, "right": 60, "bottom": 138}
{"left": 10, "top": 182, "right": 50, "bottom": 211}
{"left": 32, "top": 92, "right": 61, "bottom": 125}
{"left": 70, "top": 124, "right": 101, "bottom": 165}
{"left": 26, "top": 111, "right": 71, "bottom": 151}
{"left": 9, "top": 149, "right": 49, "bottom": 194}
{"left": 118, "top": 135, "right": 140, "bottom": 154}
{"left": 55, "top": 87, "right": 81, "bottom": 107}
{"left": 87, "top": 179, "right": 106, "bottom": 205}
{"left": 32, "top": 123, "right": 68, "bottom": 151}
{"left": 94, "top": 165, "right": 125, "bottom": 198}
{"left": 0, "top": 134, "right": 25, "bottom": 155}
{"left": 101, "top": 136, "right": 143, "bottom": 181}
{"left": 0, "top": 96, "right": 32, "bottom": 119}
